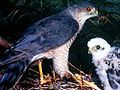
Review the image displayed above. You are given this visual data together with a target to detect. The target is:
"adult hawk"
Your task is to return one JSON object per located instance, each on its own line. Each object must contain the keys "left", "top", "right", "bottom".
{"left": 88, "top": 37, "right": 120, "bottom": 90}
{"left": 0, "top": 2, "right": 98, "bottom": 90}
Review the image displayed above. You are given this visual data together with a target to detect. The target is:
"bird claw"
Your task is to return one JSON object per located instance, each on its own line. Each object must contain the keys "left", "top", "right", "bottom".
{"left": 40, "top": 79, "right": 48, "bottom": 84}
{"left": 63, "top": 72, "right": 73, "bottom": 79}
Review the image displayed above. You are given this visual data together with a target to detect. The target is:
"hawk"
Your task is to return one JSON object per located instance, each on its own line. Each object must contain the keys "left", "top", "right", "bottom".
{"left": 87, "top": 37, "right": 120, "bottom": 90}
{"left": 0, "top": 2, "right": 98, "bottom": 89}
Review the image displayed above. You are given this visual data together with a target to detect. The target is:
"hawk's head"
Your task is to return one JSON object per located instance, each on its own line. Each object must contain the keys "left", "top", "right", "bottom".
{"left": 87, "top": 37, "right": 111, "bottom": 60}
{"left": 68, "top": 2, "right": 98, "bottom": 22}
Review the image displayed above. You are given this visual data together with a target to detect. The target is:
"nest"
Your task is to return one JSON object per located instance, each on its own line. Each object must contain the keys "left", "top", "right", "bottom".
{"left": 12, "top": 65, "right": 101, "bottom": 90}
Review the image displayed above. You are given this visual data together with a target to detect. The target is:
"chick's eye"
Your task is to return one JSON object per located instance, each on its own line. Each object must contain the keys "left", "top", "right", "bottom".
{"left": 96, "top": 45, "right": 100, "bottom": 50}
{"left": 102, "top": 47, "right": 105, "bottom": 50}
{"left": 86, "top": 7, "right": 92, "bottom": 12}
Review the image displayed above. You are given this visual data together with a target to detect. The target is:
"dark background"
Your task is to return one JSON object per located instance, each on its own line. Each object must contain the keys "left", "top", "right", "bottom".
{"left": 0, "top": 0, "right": 120, "bottom": 85}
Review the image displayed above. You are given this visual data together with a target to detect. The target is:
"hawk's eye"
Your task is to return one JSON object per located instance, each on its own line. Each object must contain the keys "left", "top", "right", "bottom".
{"left": 86, "top": 7, "right": 92, "bottom": 12}
{"left": 96, "top": 45, "right": 100, "bottom": 50}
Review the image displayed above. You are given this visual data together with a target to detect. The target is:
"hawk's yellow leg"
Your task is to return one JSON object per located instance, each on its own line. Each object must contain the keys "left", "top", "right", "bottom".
{"left": 38, "top": 60, "right": 46, "bottom": 84}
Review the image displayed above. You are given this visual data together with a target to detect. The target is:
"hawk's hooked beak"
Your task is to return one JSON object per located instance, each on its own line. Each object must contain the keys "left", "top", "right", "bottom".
{"left": 94, "top": 10, "right": 98, "bottom": 15}
{"left": 89, "top": 8, "right": 98, "bottom": 16}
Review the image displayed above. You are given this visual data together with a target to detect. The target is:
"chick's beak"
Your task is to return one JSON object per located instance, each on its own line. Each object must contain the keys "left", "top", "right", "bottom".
{"left": 88, "top": 47, "right": 97, "bottom": 54}
{"left": 88, "top": 48, "right": 92, "bottom": 54}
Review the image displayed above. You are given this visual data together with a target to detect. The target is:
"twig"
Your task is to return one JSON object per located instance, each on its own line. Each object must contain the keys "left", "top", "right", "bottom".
{"left": 29, "top": 68, "right": 39, "bottom": 74}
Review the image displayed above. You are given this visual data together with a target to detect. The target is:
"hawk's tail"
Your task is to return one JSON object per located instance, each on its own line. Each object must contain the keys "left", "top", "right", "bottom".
{"left": 0, "top": 54, "right": 30, "bottom": 90}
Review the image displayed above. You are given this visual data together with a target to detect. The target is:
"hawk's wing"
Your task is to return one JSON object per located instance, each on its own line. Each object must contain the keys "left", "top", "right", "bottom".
{"left": 15, "top": 14, "right": 79, "bottom": 57}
